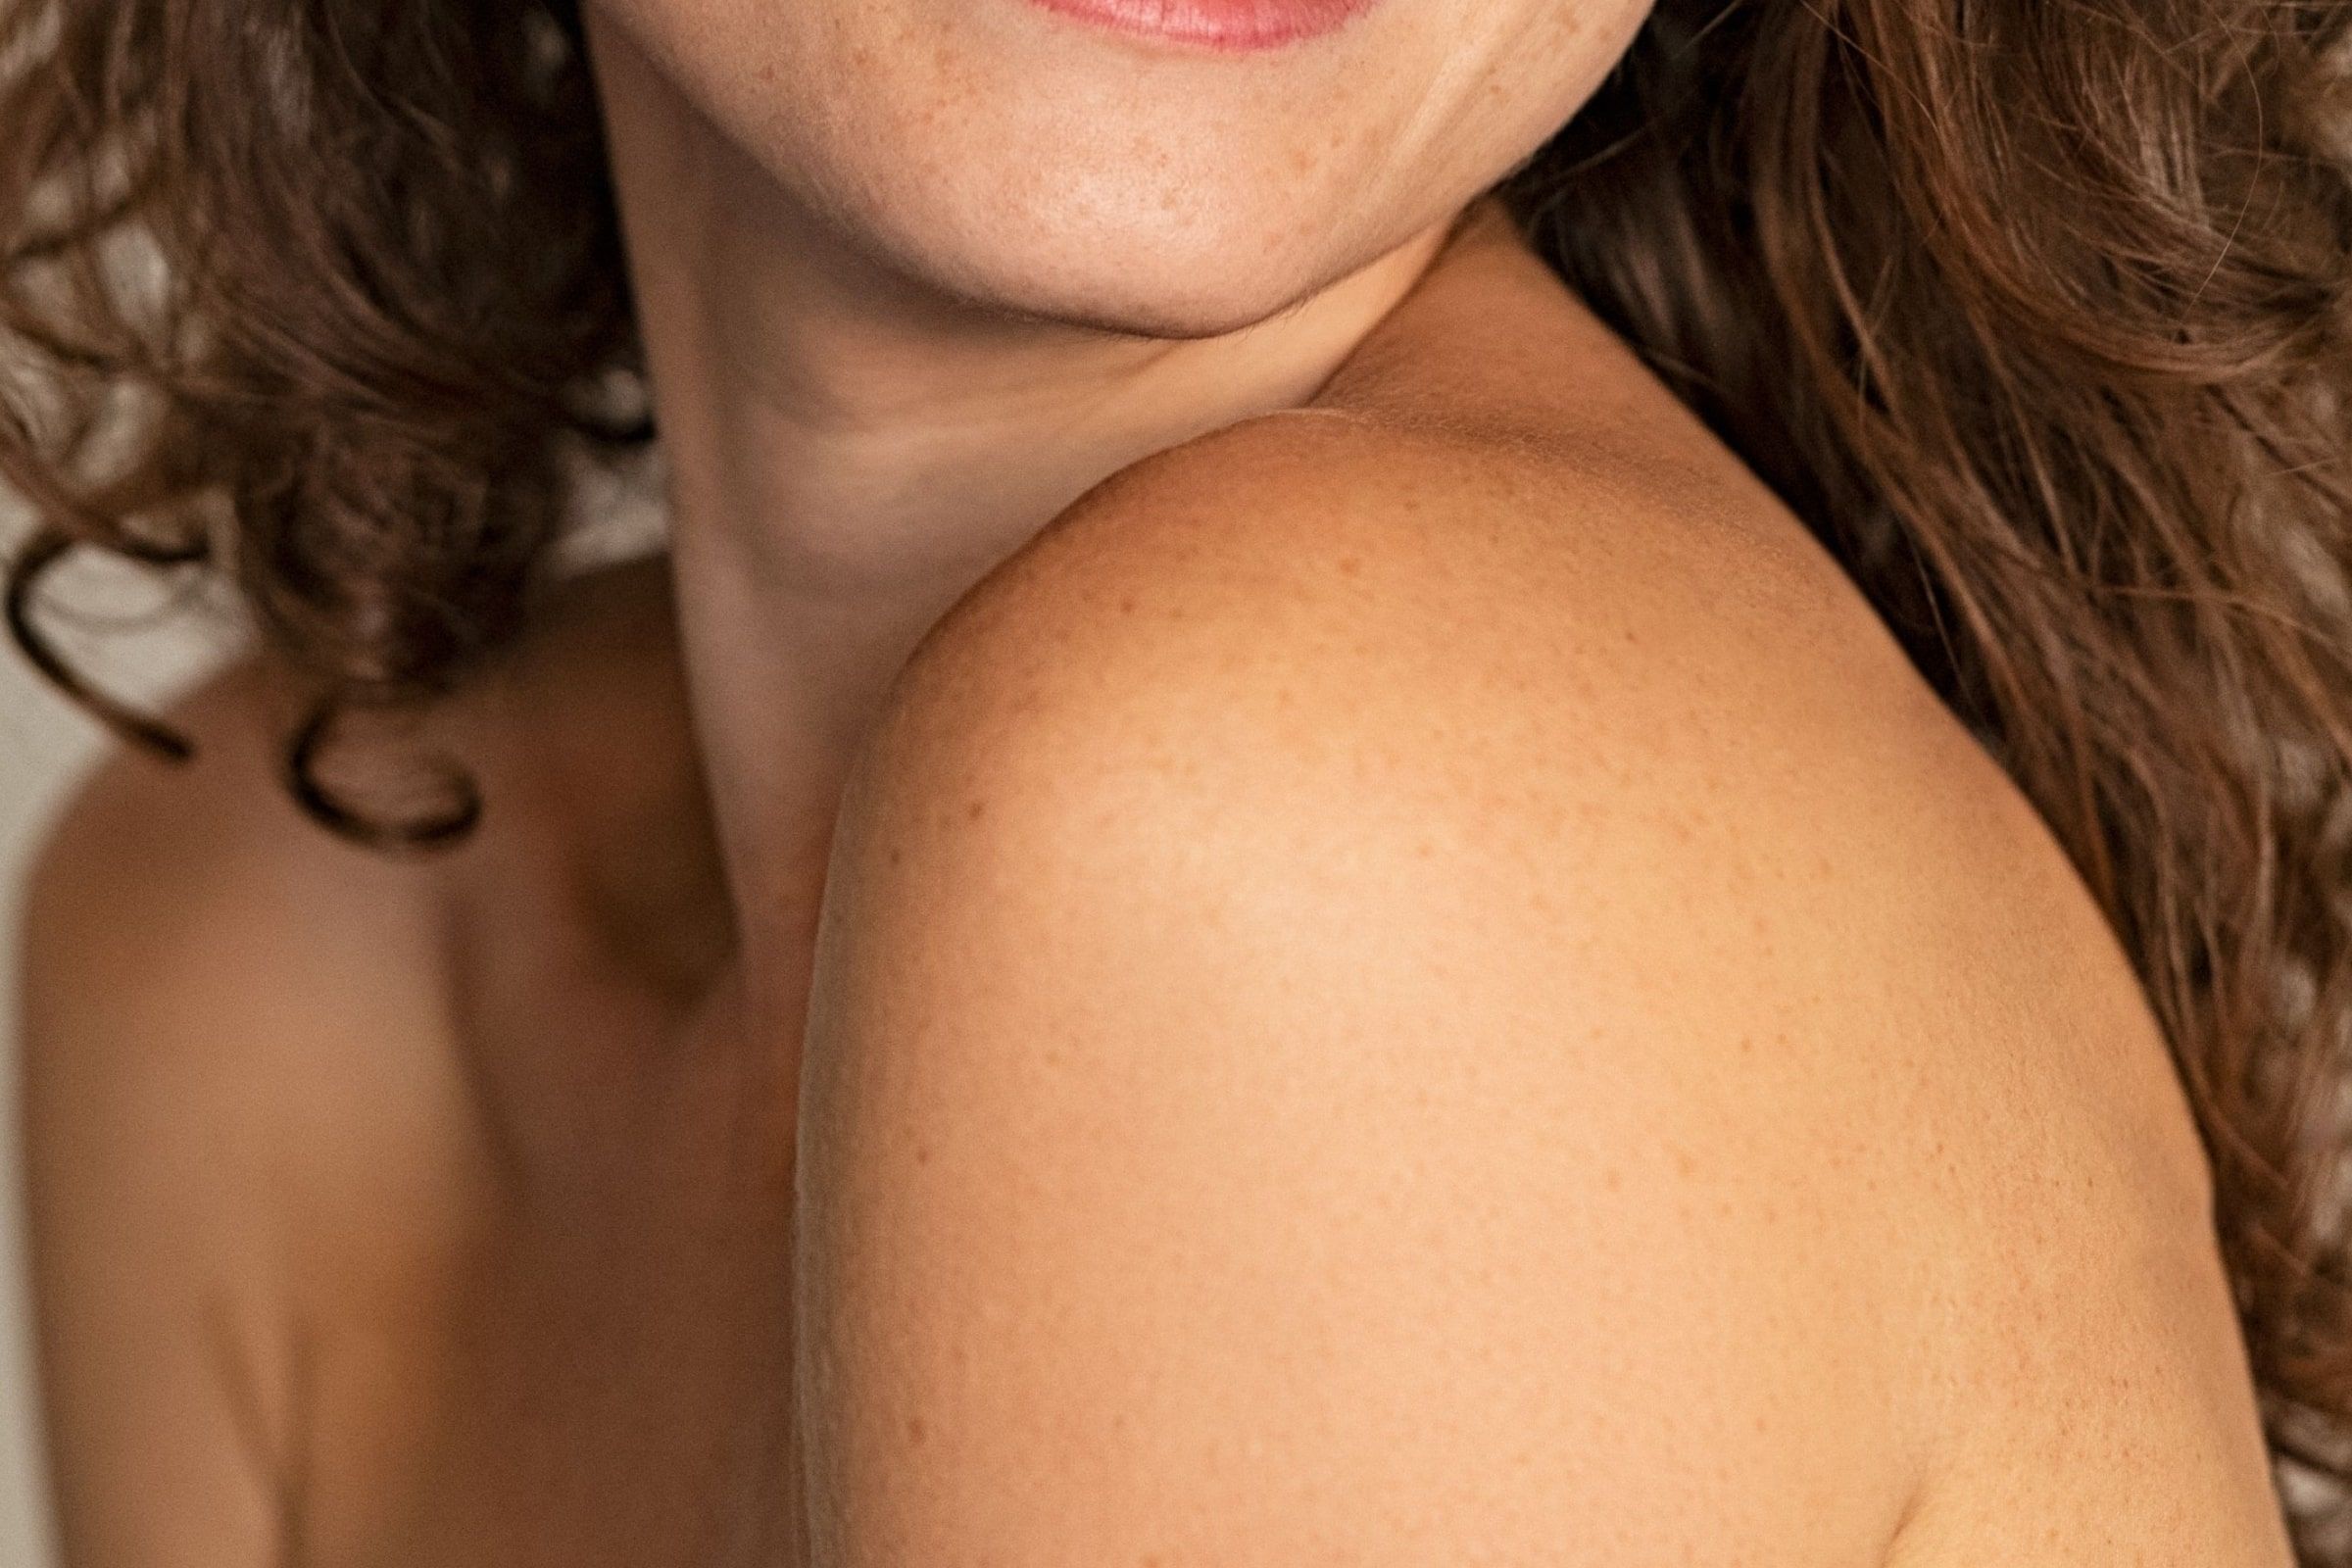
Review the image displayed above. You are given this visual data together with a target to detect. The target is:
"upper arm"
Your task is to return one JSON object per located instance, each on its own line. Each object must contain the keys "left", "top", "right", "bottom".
{"left": 16, "top": 667, "right": 452, "bottom": 1566}
{"left": 792, "top": 440, "right": 1940, "bottom": 1565}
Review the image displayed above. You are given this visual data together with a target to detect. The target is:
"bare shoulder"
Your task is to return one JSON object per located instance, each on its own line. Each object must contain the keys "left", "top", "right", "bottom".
{"left": 17, "top": 552, "right": 697, "bottom": 1298}
{"left": 13, "top": 646, "right": 457, "bottom": 1555}
{"left": 841, "top": 402, "right": 2218, "bottom": 1238}
{"left": 801, "top": 410, "right": 2176, "bottom": 1558}
{"left": 17, "top": 646, "right": 477, "bottom": 1297}
{"left": 892, "top": 380, "right": 2218, "bottom": 1002}
{"left": 802, "top": 379, "right": 2277, "bottom": 1556}
{"left": 20, "top": 642, "right": 458, "bottom": 1070}
{"left": 852, "top": 401, "right": 2083, "bottom": 1001}
{"left": 12, "top": 553, "right": 703, "bottom": 1558}
{"left": 846, "top": 208, "right": 2011, "bottom": 954}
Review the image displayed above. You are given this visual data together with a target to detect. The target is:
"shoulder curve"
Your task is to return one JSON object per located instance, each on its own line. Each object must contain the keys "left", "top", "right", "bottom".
{"left": 824, "top": 401, "right": 2077, "bottom": 1151}
{"left": 18, "top": 549, "right": 689, "bottom": 1009}
{"left": 19, "top": 647, "right": 445, "bottom": 1008}
{"left": 802, "top": 404, "right": 2241, "bottom": 1559}
{"left": 821, "top": 388, "right": 2173, "bottom": 1218}
{"left": 799, "top": 419, "right": 1971, "bottom": 1565}
{"left": 847, "top": 401, "right": 1980, "bottom": 929}
{"left": 14, "top": 650, "right": 472, "bottom": 1567}
{"left": 17, "top": 646, "right": 470, "bottom": 1273}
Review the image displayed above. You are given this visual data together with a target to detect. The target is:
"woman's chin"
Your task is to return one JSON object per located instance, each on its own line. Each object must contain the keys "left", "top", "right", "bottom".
{"left": 822, "top": 172, "right": 1458, "bottom": 344}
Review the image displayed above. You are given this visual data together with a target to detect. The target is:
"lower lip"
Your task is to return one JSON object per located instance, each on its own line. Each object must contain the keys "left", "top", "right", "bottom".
{"left": 1025, "top": 0, "right": 1377, "bottom": 51}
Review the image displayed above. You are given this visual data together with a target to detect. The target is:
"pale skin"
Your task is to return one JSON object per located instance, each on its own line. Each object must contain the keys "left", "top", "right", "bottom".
{"left": 14, "top": 0, "right": 2297, "bottom": 1564}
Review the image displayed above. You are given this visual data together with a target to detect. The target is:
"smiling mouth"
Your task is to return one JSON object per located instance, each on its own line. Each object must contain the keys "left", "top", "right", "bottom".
{"left": 1021, "top": 0, "right": 1379, "bottom": 52}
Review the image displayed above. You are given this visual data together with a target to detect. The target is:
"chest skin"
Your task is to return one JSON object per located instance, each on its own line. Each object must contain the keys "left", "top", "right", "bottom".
{"left": 253, "top": 562, "right": 813, "bottom": 1568}
{"left": 296, "top": 911, "right": 807, "bottom": 1568}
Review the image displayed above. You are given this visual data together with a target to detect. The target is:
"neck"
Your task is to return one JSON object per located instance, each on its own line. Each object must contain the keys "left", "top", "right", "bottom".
{"left": 585, "top": 16, "right": 1468, "bottom": 1017}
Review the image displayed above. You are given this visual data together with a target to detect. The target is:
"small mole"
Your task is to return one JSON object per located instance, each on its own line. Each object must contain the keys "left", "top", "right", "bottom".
{"left": 1118, "top": 593, "right": 1138, "bottom": 614}
{"left": 906, "top": 1416, "right": 926, "bottom": 1446}
{"left": 914, "top": 1145, "right": 931, "bottom": 1166}
{"left": 965, "top": 799, "right": 986, "bottom": 821}
{"left": 1337, "top": 555, "right": 1362, "bottom": 577}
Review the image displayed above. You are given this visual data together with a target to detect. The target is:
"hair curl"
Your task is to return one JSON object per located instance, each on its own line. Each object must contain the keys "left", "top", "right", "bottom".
{"left": 9, "top": 0, "right": 2352, "bottom": 1554}
{"left": 0, "top": 0, "right": 649, "bottom": 845}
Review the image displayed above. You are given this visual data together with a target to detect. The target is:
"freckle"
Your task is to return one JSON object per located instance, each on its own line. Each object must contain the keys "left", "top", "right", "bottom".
{"left": 1337, "top": 555, "right": 1361, "bottom": 577}
{"left": 1602, "top": 1166, "right": 1622, "bottom": 1192}
{"left": 914, "top": 1145, "right": 931, "bottom": 1166}
{"left": 1118, "top": 594, "right": 1137, "bottom": 614}
{"left": 906, "top": 1416, "right": 926, "bottom": 1445}
{"left": 965, "top": 799, "right": 986, "bottom": 821}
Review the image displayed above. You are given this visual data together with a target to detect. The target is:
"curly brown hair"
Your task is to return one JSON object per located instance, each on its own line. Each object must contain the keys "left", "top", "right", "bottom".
{"left": 8, "top": 0, "right": 2352, "bottom": 1554}
{"left": 0, "top": 0, "right": 650, "bottom": 844}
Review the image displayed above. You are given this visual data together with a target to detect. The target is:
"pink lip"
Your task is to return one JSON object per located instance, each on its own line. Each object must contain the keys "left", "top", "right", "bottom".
{"left": 1025, "top": 0, "right": 1377, "bottom": 51}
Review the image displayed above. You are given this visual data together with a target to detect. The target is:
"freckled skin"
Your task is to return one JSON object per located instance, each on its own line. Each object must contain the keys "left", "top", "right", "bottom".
{"left": 586, "top": 0, "right": 1656, "bottom": 338}
{"left": 18, "top": 1, "right": 2296, "bottom": 1564}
